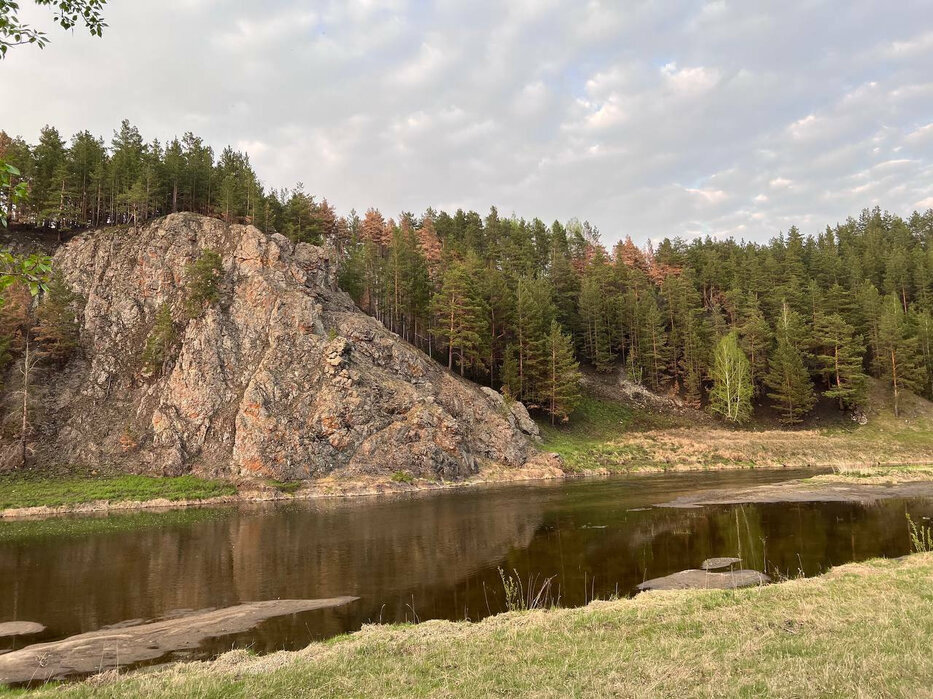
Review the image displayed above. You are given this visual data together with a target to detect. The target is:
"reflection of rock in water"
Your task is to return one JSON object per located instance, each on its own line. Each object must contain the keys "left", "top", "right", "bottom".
{"left": 227, "top": 496, "right": 545, "bottom": 600}
{"left": 0, "top": 494, "right": 545, "bottom": 644}
{"left": 0, "top": 598, "right": 357, "bottom": 684}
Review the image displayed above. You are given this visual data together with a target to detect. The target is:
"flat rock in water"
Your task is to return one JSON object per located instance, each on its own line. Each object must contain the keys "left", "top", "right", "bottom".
{"left": 637, "top": 569, "right": 769, "bottom": 592}
{"left": 0, "top": 597, "right": 358, "bottom": 684}
{"left": 700, "top": 557, "right": 742, "bottom": 571}
{"left": 0, "top": 622, "right": 45, "bottom": 639}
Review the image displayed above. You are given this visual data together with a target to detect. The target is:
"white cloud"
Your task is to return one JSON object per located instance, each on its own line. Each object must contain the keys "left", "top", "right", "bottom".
{"left": 3, "top": 0, "right": 933, "bottom": 244}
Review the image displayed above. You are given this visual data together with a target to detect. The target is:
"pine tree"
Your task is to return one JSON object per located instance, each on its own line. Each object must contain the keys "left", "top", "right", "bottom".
{"left": 812, "top": 312, "right": 867, "bottom": 409}
{"left": 738, "top": 294, "right": 771, "bottom": 395}
{"left": 509, "top": 276, "right": 553, "bottom": 401}
{"left": 34, "top": 274, "right": 82, "bottom": 364}
{"left": 184, "top": 249, "right": 223, "bottom": 319}
{"left": 578, "top": 252, "right": 616, "bottom": 372}
{"left": 877, "top": 294, "right": 923, "bottom": 416}
{"left": 709, "top": 331, "right": 753, "bottom": 424}
{"left": 540, "top": 321, "right": 582, "bottom": 424}
{"left": 430, "top": 260, "right": 488, "bottom": 376}
{"left": 141, "top": 303, "right": 175, "bottom": 376}
{"left": 765, "top": 302, "right": 816, "bottom": 424}
{"left": 636, "top": 292, "right": 669, "bottom": 389}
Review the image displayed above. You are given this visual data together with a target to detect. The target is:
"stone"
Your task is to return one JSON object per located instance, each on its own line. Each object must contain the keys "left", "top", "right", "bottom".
{"left": 700, "top": 557, "right": 742, "bottom": 571}
{"left": 0, "top": 598, "right": 358, "bottom": 684}
{"left": 0, "top": 622, "right": 45, "bottom": 638}
{"left": 22, "top": 214, "right": 548, "bottom": 482}
{"left": 636, "top": 569, "right": 770, "bottom": 592}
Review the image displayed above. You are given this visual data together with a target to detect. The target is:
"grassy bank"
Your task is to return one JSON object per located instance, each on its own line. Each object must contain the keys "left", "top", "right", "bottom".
{"left": 539, "top": 381, "right": 933, "bottom": 473}
{"left": 0, "top": 473, "right": 235, "bottom": 511}
{"left": 808, "top": 464, "right": 933, "bottom": 485}
{"left": 33, "top": 554, "right": 933, "bottom": 697}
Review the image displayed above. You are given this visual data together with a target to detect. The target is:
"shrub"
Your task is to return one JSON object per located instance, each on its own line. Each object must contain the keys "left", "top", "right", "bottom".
{"left": 185, "top": 249, "right": 223, "bottom": 319}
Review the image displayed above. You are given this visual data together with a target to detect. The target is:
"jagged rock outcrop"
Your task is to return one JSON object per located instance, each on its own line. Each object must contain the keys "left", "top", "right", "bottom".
{"left": 33, "top": 213, "right": 547, "bottom": 480}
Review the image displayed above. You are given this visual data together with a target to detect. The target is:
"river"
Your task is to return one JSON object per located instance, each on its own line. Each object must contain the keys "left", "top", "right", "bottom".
{"left": 1, "top": 468, "right": 930, "bottom": 669}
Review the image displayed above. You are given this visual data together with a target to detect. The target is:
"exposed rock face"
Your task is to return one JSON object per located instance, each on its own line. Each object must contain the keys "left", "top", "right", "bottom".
{"left": 37, "top": 213, "right": 545, "bottom": 480}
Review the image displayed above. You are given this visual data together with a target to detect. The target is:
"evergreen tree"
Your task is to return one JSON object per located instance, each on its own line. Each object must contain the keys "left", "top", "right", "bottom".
{"left": 141, "top": 303, "right": 176, "bottom": 377}
{"left": 765, "top": 302, "right": 816, "bottom": 424}
{"left": 430, "top": 259, "right": 488, "bottom": 376}
{"left": 184, "top": 249, "right": 223, "bottom": 319}
{"left": 738, "top": 294, "right": 771, "bottom": 395}
{"left": 508, "top": 275, "right": 553, "bottom": 401}
{"left": 877, "top": 294, "right": 923, "bottom": 416}
{"left": 34, "top": 274, "right": 82, "bottom": 364}
{"left": 812, "top": 312, "right": 868, "bottom": 409}
{"left": 540, "top": 321, "right": 582, "bottom": 424}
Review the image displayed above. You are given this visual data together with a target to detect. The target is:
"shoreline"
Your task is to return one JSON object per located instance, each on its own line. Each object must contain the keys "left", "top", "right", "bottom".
{"left": 3, "top": 459, "right": 932, "bottom": 522}
{"left": 28, "top": 554, "right": 933, "bottom": 696}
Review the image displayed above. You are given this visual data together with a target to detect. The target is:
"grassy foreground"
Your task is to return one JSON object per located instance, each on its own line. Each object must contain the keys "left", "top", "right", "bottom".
{"left": 0, "top": 473, "right": 235, "bottom": 511}
{"left": 30, "top": 554, "right": 933, "bottom": 697}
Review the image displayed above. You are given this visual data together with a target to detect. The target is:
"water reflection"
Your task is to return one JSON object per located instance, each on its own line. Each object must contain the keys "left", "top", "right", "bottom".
{"left": 1, "top": 469, "right": 929, "bottom": 662}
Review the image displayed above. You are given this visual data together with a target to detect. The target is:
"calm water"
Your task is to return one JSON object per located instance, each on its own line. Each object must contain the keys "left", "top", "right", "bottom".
{"left": 2, "top": 469, "right": 930, "bottom": 665}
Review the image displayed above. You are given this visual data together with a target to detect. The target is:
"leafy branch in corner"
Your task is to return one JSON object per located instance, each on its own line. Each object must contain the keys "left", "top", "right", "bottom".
{"left": 0, "top": 0, "right": 107, "bottom": 57}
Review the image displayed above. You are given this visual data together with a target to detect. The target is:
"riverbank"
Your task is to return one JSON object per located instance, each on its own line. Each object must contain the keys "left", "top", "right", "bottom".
{"left": 540, "top": 382, "right": 933, "bottom": 472}
{"left": 4, "top": 456, "right": 933, "bottom": 521}
{"left": 3, "top": 378, "right": 932, "bottom": 520}
{"left": 30, "top": 554, "right": 933, "bottom": 697}
{"left": 0, "top": 460, "right": 567, "bottom": 520}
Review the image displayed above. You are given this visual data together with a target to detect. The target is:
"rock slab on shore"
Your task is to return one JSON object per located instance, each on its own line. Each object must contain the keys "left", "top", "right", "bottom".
{"left": 0, "top": 622, "right": 45, "bottom": 639}
{"left": 637, "top": 569, "right": 770, "bottom": 591}
{"left": 0, "top": 597, "right": 359, "bottom": 684}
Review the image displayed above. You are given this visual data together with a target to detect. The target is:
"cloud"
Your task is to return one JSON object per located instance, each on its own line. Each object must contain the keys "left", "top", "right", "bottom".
{"left": 3, "top": 0, "right": 933, "bottom": 244}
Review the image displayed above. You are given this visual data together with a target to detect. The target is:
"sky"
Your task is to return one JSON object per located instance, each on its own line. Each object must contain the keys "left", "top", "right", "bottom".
{"left": 3, "top": 0, "right": 933, "bottom": 246}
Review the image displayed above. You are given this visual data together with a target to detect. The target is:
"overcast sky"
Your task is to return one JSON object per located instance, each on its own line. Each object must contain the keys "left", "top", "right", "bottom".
{"left": 4, "top": 0, "right": 933, "bottom": 245}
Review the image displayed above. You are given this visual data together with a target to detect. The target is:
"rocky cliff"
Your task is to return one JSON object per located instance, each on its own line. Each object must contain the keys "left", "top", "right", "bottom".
{"left": 32, "top": 213, "right": 547, "bottom": 481}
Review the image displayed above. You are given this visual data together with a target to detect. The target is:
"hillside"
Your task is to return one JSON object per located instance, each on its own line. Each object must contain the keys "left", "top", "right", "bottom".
{"left": 1, "top": 213, "right": 550, "bottom": 482}
{"left": 540, "top": 369, "right": 933, "bottom": 472}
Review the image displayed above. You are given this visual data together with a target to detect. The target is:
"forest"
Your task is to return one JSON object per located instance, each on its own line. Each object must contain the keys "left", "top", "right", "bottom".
{"left": 2, "top": 121, "right": 933, "bottom": 425}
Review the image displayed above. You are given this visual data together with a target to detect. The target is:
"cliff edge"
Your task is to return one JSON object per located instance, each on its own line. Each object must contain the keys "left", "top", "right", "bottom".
{"left": 34, "top": 213, "right": 547, "bottom": 481}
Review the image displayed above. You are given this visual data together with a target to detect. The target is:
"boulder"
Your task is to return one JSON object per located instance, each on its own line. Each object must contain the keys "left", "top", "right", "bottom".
{"left": 700, "top": 557, "right": 742, "bottom": 571}
{"left": 637, "top": 569, "right": 770, "bottom": 591}
{"left": 0, "top": 622, "right": 45, "bottom": 638}
{"left": 27, "top": 214, "right": 544, "bottom": 481}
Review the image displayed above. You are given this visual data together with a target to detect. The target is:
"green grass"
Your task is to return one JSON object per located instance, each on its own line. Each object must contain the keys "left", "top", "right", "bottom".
{"left": 267, "top": 479, "right": 302, "bottom": 494}
{"left": 0, "top": 473, "right": 236, "bottom": 511}
{"left": 0, "top": 507, "right": 230, "bottom": 543}
{"left": 537, "top": 396, "right": 649, "bottom": 472}
{"left": 33, "top": 554, "right": 933, "bottom": 697}
{"left": 390, "top": 470, "right": 415, "bottom": 483}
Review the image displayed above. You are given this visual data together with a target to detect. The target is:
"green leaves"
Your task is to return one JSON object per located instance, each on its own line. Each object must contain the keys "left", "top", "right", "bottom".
{"left": 0, "top": 250, "right": 53, "bottom": 296}
{"left": 1, "top": 0, "right": 107, "bottom": 58}
{"left": 0, "top": 159, "right": 28, "bottom": 228}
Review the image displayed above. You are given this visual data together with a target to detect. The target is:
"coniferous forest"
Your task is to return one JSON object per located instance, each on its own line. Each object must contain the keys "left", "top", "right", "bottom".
{"left": 3, "top": 121, "right": 933, "bottom": 425}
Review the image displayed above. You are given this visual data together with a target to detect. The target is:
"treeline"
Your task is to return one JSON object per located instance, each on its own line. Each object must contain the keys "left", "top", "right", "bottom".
{"left": 0, "top": 121, "right": 341, "bottom": 243}
{"left": 338, "top": 206, "right": 933, "bottom": 424}
{"left": 3, "top": 122, "right": 933, "bottom": 425}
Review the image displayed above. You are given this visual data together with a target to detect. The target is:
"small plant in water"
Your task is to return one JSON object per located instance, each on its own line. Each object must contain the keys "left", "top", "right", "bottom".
{"left": 906, "top": 513, "right": 933, "bottom": 553}
{"left": 498, "top": 567, "right": 557, "bottom": 612}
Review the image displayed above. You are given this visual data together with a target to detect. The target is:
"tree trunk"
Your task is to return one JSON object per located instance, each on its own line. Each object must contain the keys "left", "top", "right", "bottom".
{"left": 892, "top": 348, "right": 900, "bottom": 418}
{"left": 19, "top": 338, "right": 32, "bottom": 469}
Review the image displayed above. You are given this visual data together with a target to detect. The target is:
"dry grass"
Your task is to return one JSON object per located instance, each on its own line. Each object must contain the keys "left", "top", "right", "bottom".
{"left": 809, "top": 464, "right": 933, "bottom": 485}
{"left": 36, "top": 554, "right": 933, "bottom": 698}
{"left": 542, "top": 377, "right": 933, "bottom": 474}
